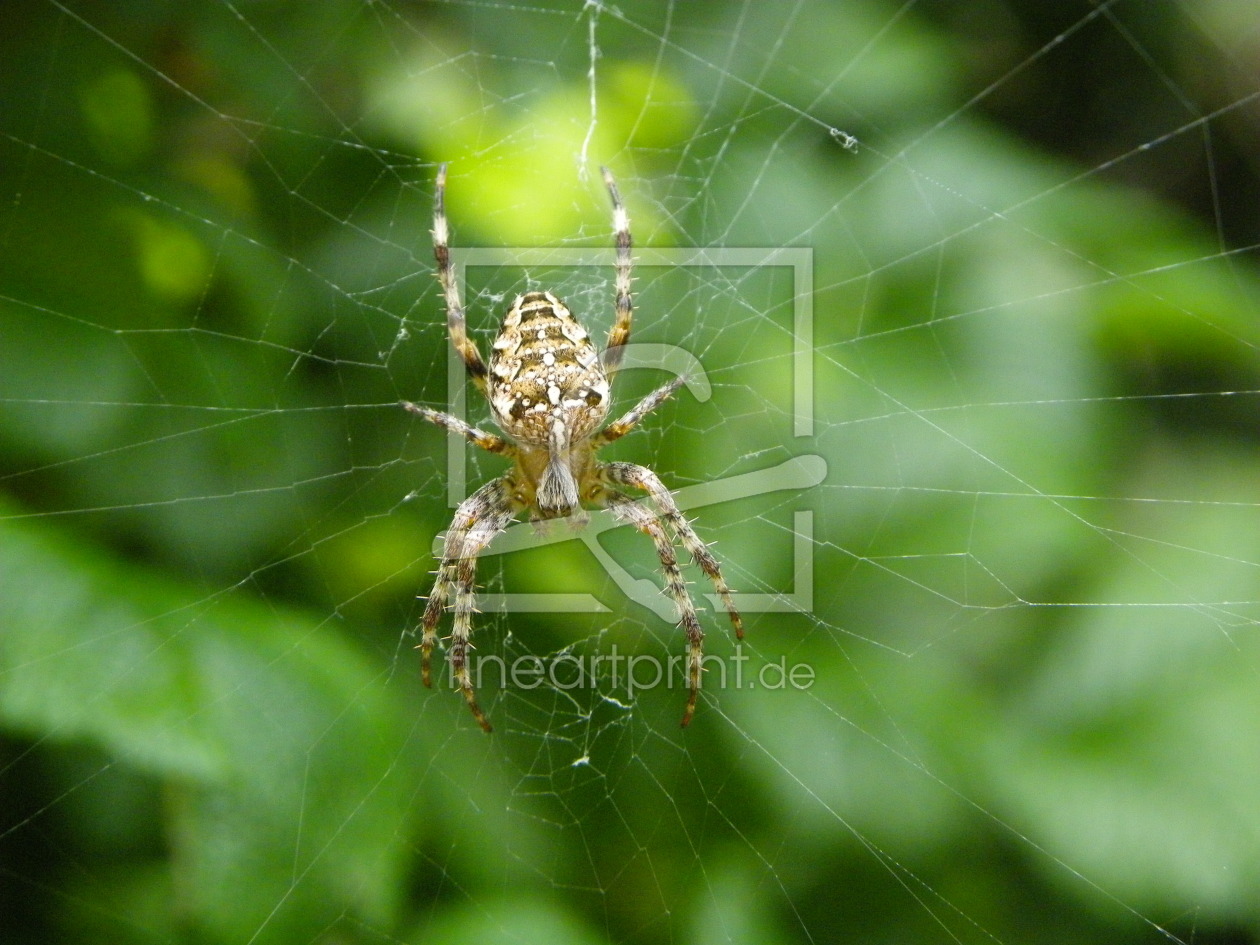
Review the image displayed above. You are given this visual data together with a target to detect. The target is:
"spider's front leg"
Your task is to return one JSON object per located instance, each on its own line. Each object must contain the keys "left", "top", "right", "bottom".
{"left": 605, "top": 491, "right": 708, "bottom": 726}
{"left": 594, "top": 456, "right": 744, "bottom": 727}
{"left": 602, "top": 461, "right": 743, "bottom": 641}
{"left": 419, "top": 476, "right": 520, "bottom": 732}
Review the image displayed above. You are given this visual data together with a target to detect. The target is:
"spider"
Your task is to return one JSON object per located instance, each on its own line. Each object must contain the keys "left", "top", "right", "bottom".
{"left": 403, "top": 164, "right": 743, "bottom": 732}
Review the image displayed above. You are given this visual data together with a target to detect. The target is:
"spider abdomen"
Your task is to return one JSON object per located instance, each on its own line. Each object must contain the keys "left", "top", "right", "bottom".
{"left": 488, "top": 290, "right": 611, "bottom": 448}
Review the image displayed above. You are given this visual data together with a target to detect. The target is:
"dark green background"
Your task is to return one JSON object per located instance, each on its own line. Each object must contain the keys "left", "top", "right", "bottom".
{"left": 3, "top": 1, "right": 1259, "bottom": 943}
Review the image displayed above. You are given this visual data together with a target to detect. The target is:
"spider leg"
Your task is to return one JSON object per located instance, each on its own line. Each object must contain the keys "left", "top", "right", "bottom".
{"left": 599, "top": 166, "right": 633, "bottom": 379}
{"left": 433, "top": 164, "right": 489, "bottom": 393}
{"left": 605, "top": 490, "right": 706, "bottom": 728}
{"left": 420, "top": 476, "right": 521, "bottom": 732}
{"left": 602, "top": 462, "right": 744, "bottom": 641}
{"left": 591, "top": 375, "right": 685, "bottom": 448}
{"left": 402, "top": 402, "right": 514, "bottom": 456}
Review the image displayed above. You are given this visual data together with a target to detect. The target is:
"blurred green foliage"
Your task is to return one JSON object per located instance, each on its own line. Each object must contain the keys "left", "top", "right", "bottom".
{"left": 2, "top": 1, "right": 1260, "bottom": 944}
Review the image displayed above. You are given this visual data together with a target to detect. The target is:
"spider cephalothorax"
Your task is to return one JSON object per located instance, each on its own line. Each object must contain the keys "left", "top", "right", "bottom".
{"left": 403, "top": 164, "right": 742, "bottom": 732}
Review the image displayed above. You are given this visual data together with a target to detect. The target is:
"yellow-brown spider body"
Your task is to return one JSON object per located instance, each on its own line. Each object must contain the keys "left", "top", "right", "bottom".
{"left": 403, "top": 164, "right": 742, "bottom": 732}
{"left": 488, "top": 290, "right": 609, "bottom": 517}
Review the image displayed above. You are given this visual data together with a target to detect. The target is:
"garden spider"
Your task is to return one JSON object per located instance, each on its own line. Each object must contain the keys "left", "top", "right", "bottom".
{"left": 403, "top": 164, "right": 743, "bottom": 732}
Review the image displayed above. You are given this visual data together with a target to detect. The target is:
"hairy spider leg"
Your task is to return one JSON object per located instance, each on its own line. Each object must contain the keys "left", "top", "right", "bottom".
{"left": 604, "top": 491, "right": 708, "bottom": 726}
{"left": 602, "top": 462, "right": 744, "bottom": 642}
{"left": 419, "top": 477, "right": 521, "bottom": 732}
{"left": 401, "top": 403, "right": 512, "bottom": 456}
{"left": 592, "top": 376, "right": 686, "bottom": 448}
{"left": 433, "top": 163, "right": 489, "bottom": 394}
{"left": 600, "top": 166, "right": 634, "bottom": 379}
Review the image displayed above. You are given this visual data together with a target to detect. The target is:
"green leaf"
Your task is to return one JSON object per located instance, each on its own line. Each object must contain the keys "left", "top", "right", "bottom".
{"left": 0, "top": 503, "right": 423, "bottom": 943}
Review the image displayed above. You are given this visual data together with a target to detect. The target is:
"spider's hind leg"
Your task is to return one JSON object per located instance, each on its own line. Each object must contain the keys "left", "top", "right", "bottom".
{"left": 599, "top": 166, "right": 634, "bottom": 378}
{"left": 432, "top": 164, "right": 490, "bottom": 393}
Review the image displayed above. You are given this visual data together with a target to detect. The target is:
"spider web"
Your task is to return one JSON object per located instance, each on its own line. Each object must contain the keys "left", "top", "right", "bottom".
{"left": 2, "top": 0, "right": 1260, "bottom": 943}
